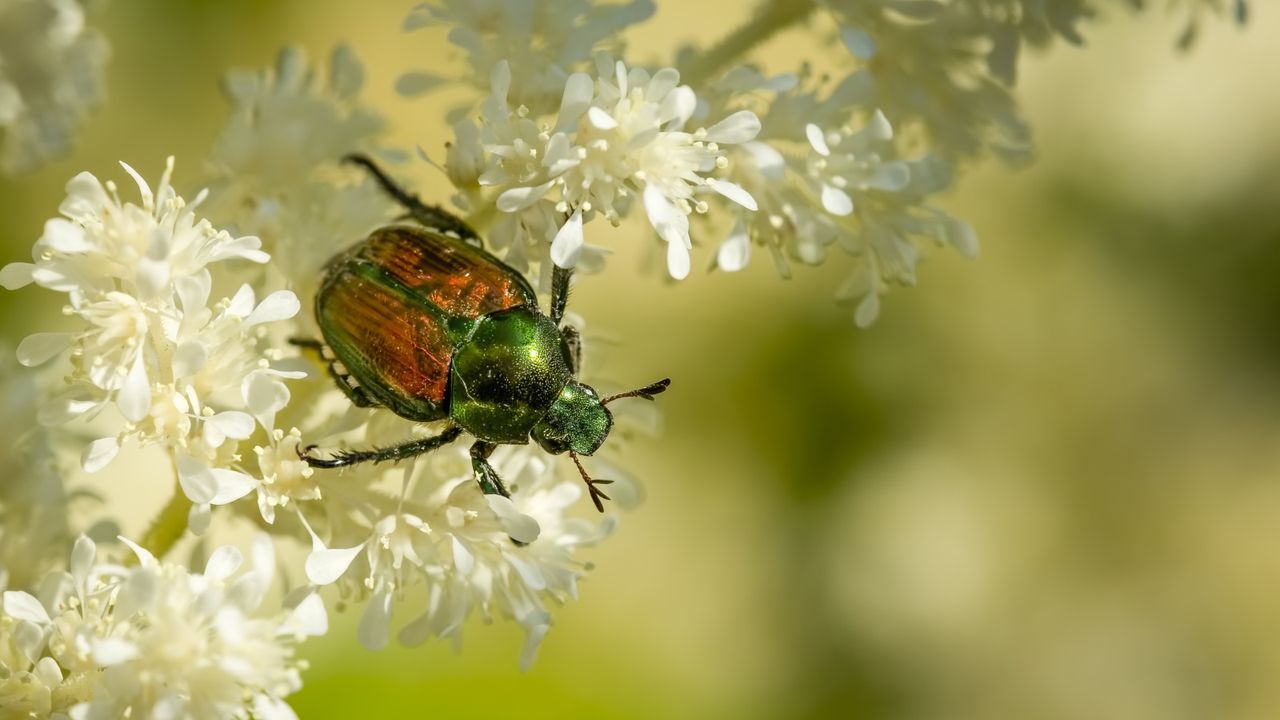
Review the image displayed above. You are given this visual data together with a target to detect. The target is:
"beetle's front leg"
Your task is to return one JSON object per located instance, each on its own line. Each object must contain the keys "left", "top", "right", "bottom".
{"left": 469, "top": 440, "right": 511, "bottom": 498}
{"left": 342, "top": 153, "right": 480, "bottom": 245}
{"left": 562, "top": 324, "right": 582, "bottom": 376}
{"left": 549, "top": 264, "right": 572, "bottom": 326}
{"left": 301, "top": 425, "right": 464, "bottom": 469}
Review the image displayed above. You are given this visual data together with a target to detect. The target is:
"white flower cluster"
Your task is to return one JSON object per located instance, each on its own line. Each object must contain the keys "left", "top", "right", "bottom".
{"left": 0, "top": 158, "right": 304, "bottom": 528}
{"left": 295, "top": 437, "right": 631, "bottom": 671}
{"left": 447, "top": 57, "right": 761, "bottom": 281}
{"left": 203, "top": 46, "right": 395, "bottom": 304}
{"left": 0, "top": 0, "right": 109, "bottom": 174}
{"left": 401, "top": 0, "right": 656, "bottom": 114}
{"left": 0, "top": 534, "right": 325, "bottom": 719}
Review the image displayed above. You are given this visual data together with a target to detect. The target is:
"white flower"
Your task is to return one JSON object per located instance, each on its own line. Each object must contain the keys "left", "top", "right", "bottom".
{"left": 0, "top": 534, "right": 326, "bottom": 719}
{"left": 462, "top": 58, "right": 760, "bottom": 280}
{"left": 0, "top": 0, "right": 109, "bottom": 174}
{"left": 296, "top": 433, "right": 622, "bottom": 669}
{"left": 402, "top": 0, "right": 657, "bottom": 114}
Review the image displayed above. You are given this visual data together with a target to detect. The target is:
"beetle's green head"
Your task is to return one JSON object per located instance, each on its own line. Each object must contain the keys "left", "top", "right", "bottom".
{"left": 532, "top": 381, "right": 612, "bottom": 456}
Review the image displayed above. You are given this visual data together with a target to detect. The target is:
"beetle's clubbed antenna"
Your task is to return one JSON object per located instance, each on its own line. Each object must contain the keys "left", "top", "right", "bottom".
{"left": 601, "top": 378, "right": 671, "bottom": 406}
{"left": 570, "top": 451, "right": 614, "bottom": 513}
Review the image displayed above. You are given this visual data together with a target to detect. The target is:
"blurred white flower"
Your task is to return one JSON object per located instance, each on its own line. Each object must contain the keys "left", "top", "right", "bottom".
{"left": 401, "top": 0, "right": 656, "bottom": 113}
{"left": 0, "top": 0, "right": 109, "bottom": 174}
{"left": 204, "top": 46, "right": 395, "bottom": 298}
{"left": 0, "top": 534, "right": 325, "bottom": 719}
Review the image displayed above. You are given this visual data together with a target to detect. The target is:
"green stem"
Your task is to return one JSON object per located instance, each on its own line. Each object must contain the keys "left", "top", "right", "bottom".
{"left": 128, "top": 479, "right": 192, "bottom": 566}
{"left": 680, "top": 0, "right": 819, "bottom": 88}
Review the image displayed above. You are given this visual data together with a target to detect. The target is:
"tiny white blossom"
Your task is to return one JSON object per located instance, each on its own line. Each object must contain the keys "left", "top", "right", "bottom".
{"left": 0, "top": 534, "right": 325, "bottom": 719}
{"left": 0, "top": 0, "right": 109, "bottom": 173}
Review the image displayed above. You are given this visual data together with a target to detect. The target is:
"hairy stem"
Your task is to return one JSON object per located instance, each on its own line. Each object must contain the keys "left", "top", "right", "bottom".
{"left": 129, "top": 478, "right": 192, "bottom": 565}
{"left": 680, "top": 0, "right": 819, "bottom": 88}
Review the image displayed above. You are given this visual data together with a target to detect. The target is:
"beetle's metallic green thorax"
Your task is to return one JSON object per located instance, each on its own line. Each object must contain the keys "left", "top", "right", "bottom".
{"left": 449, "top": 307, "right": 574, "bottom": 443}
{"left": 531, "top": 381, "right": 613, "bottom": 456}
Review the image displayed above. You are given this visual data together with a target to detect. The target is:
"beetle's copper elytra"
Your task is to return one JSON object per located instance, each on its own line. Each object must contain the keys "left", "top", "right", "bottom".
{"left": 292, "top": 155, "right": 669, "bottom": 512}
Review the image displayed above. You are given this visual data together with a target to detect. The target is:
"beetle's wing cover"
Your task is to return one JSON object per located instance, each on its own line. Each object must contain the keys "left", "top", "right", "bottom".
{"left": 316, "top": 226, "right": 539, "bottom": 420}
{"left": 362, "top": 226, "right": 538, "bottom": 320}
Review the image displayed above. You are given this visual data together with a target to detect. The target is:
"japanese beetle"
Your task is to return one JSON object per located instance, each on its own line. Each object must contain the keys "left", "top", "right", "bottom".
{"left": 293, "top": 155, "right": 669, "bottom": 512}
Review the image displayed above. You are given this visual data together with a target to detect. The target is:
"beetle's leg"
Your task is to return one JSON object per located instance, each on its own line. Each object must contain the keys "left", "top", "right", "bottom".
{"left": 289, "top": 337, "right": 382, "bottom": 408}
{"left": 300, "top": 424, "right": 464, "bottom": 469}
{"left": 549, "top": 264, "right": 572, "bottom": 326}
{"left": 469, "top": 440, "right": 511, "bottom": 498}
{"left": 342, "top": 153, "right": 480, "bottom": 245}
{"left": 561, "top": 324, "right": 583, "bottom": 376}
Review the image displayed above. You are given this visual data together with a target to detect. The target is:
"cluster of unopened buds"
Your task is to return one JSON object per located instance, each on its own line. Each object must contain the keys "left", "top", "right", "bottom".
{"left": 0, "top": 0, "right": 1247, "bottom": 716}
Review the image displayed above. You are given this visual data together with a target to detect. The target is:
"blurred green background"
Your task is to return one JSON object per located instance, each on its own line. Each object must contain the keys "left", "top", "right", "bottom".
{"left": 3, "top": 1, "right": 1280, "bottom": 718}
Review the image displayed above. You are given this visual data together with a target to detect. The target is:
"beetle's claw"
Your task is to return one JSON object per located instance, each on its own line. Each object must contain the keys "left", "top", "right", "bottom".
{"left": 584, "top": 477, "right": 614, "bottom": 513}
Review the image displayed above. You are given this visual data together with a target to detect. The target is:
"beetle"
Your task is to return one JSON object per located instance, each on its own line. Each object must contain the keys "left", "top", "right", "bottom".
{"left": 292, "top": 154, "right": 669, "bottom": 512}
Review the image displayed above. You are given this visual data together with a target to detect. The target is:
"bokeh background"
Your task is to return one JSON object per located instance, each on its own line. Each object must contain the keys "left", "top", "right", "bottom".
{"left": 3, "top": 1, "right": 1279, "bottom": 718}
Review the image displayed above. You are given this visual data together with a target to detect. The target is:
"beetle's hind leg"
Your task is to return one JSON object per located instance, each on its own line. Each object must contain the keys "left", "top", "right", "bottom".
{"left": 290, "top": 337, "right": 382, "bottom": 409}
{"left": 300, "top": 424, "right": 464, "bottom": 469}
{"left": 342, "top": 153, "right": 481, "bottom": 246}
{"left": 469, "top": 440, "right": 511, "bottom": 498}
{"left": 562, "top": 324, "right": 583, "bottom": 376}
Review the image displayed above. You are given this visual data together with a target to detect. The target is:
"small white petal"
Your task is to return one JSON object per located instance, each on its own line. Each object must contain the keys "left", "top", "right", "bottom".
{"left": 585, "top": 106, "right": 618, "bottom": 130}
{"left": 452, "top": 536, "right": 475, "bottom": 575}
{"left": 227, "top": 284, "right": 256, "bottom": 317}
{"left": 17, "top": 333, "right": 70, "bottom": 367}
{"left": 207, "top": 411, "right": 255, "bottom": 441}
{"left": 486, "top": 495, "right": 541, "bottom": 544}
{"left": 519, "top": 623, "right": 551, "bottom": 672}
{"left": 176, "top": 455, "right": 218, "bottom": 505}
{"left": 92, "top": 638, "right": 139, "bottom": 666}
{"left": 358, "top": 588, "right": 393, "bottom": 651}
{"left": 204, "top": 546, "right": 244, "bottom": 582}
{"left": 717, "top": 221, "right": 751, "bottom": 272}
{"left": 658, "top": 85, "right": 697, "bottom": 127}
{"left": 118, "top": 354, "right": 152, "bottom": 423}
{"left": 40, "top": 218, "right": 92, "bottom": 253}
{"left": 806, "top": 124, "right": 831, "bottom": 156}
{"left": 504, "top": 551, "right": 546, "bottom": 590}
{"left": 0, "top": 262, "right": 35, "bottom": 290}
{"left": 549, "top": 210, "right": 585, "bottom": 269}
{"left": 81, "top": 437, "right": 120, "bottom": 473}
{"left": 281, "top": 593, "right": 329, "bottom": 637}
{"left": 821, "top": 184, "right": 854, "bottom": 216}
{"left": 496, "top": 181, "right": 554, "bottom": 212}
{"left": 866, "top": 110, "right": 893, "bottom": 141}
{"left": 172, "top": 341, "right": 208, "bottom": 379}
{"left": 208, "top": 468, "right": 257, "bottom": 505}
{"left": 704, "top": 110, "right": 762, "bottom": 144}
{"left": 667, "top": 241, "right": 691, "bottom": 280}
{"left": 708, "top": 179, "right": 758, "bottom": 211}
{"left": 305, "top": 543, "right": 364, "bottom": 585}
{"left": 855, "top": 291, "right": 881, "bottom": 328}
{"left": 555, "top": 73, "right": 594, "bottom": 131}
{"left": 3, "top": 591, "right": 50, "bottom": 623}
{"left": 188, "top": 503, "right": 212, "bottom": 536}
{"left": 742, "top": 142, "right": 786, "bottom": 180}
{"left": 70, "top": 535, "right": 96, "bottom": 588}
{"left": 244, "top": 290, "right": 301, "bottom": 328}
{"left": 113, "top": 568, "right": 158, "bottom": 618}
{"left": 118, "top": 536, "right": 157, "bottom": 568}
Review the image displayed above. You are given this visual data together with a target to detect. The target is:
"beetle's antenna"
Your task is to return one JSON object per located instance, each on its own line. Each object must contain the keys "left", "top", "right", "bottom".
{"left": 601, "top": 378, "right": 671, "bottom": 406}
{"left": 570, "top": 452, "right": 613, "bottom": 513}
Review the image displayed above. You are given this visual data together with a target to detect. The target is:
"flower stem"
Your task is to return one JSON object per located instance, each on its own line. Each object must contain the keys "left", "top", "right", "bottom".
{"left": 129, "top": 479, "right": 192, "bottom": 566}
{"left": 680, "top": 0, "right": 819, "bottom": 88}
